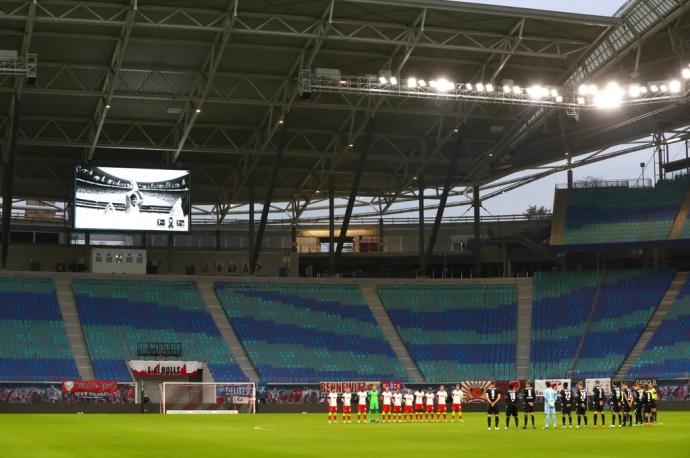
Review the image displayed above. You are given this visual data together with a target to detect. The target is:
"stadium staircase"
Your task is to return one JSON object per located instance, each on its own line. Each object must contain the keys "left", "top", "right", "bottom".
{"left": 569, "top": 271, "right": 604, "bottom": 373}
{"left": 515, "top": 278, "right": 533, "bottom": 380}
{"left": 196, "top": 279, "right": 259, "bottom": 382}
{"left": 361, "top": 286, "right": 424, "bottom": 382}
{"left": 54, "top": 278, "right": 95, "bottom": 380}
{"left": 668, "top": 189, "right": 690, "bottom": 239}
{"left": 614, "top": 271, "right": 689, "bottom": 379}
{"left": 549, "top": 188, "right": 568, "bottom": 245}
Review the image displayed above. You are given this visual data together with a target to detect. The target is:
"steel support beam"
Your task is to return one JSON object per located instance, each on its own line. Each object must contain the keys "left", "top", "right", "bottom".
{"left": 87, "top": 0, "right": 137, "bottom": 161}
{"left": 3, "top": 0, "right": 36, "bottom": 163}
{"left": 248, "top": 175, "right": 255, "bottom": 266}
{"left": 472, "top": 185, "right": 481, "bottom": 277}
{"left": 336, "top": 119, "right": 374, "bottom": 255}
{"left": 328, "top": 164, "right": 335, "bottom": 273}
{"left": 1, "top": 98, "right": 20, "bottom": 269}
{"left": 250, "top": 123, "right": 288, "bottom": 273}
{"left": 172, "top": 0, "right": 238, "bottom": 163}
{"left": 418, "top": 175, "right": 426, "bottom": 276}
{"left": 426, "top": 135, "right": 462, "bottom": 257}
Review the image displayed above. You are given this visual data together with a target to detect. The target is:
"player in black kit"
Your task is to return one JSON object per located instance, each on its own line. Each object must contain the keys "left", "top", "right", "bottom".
{"left": 575, "top": 381, "right": 588, "bottom": 428}
{"left": 642, "top": 386, "right": 653, "bottom": 425}
{"left": 610, "top": 381, "right": 623, "bottom": 428}
{"left": 560, "top": 382, "right": 573, "bottom": 428}
{"left": 591, "top": 380, "right": 605, "bottom": 427}
{"left": 521, "top": 380, "right": 536, "bottom": 429}
{"left": 484, "top": 382, "right": 501, "bottom": 430}
{"left": 504, "top": 385, "right": 519, "bottom": 430}
{"left": 622, "top": 382, "right": 634, "bottom": 427}
{"left": 633, "top": 383, "right": 644, "bottom": 426}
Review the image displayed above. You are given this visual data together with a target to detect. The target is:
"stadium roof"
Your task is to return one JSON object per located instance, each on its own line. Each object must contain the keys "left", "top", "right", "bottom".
{"left": 0, "top": 0, "right": 689, "bottom": 223}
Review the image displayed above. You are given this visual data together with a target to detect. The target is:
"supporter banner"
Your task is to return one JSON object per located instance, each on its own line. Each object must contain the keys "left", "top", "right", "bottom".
{"left": 0, "top": 382, "right": 135, "bottom": 405}
{"left": 459, "top": 380, "right": 492, "bottom": 404}
{"left": 259, "top": 384, "right": 321, "bottom": 405}
{"left": 319, "top": 381, "right": 378, "bottom": 394}
{"left": 62, "top": 380, "right": 119, "bottom": 400}
{"left": 215, "top": 384, "right": 255, "bottom": 405}
{"left": 535, "top": 379, "right": 571, "bottom": 396}
{"left": 585, "top": 378, "right": 611, "bottom": 395}
{"left": 657, "top": 379, "right": 690, "bottom": 401}
{"left": 128, "top": 360, "right": 202, "bottom": 377}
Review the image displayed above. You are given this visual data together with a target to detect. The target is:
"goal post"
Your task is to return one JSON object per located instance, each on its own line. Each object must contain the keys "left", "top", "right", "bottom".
{"left": 160, "top": 382, "right": 256, "bottom": 414}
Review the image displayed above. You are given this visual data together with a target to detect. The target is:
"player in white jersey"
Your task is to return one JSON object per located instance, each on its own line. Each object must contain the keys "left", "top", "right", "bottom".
{"left": 437, "top": 385, "right": 449, "bottom": 422}
{"left": 341, "top": 387, "right": 352, "bottom": 423}
{"left": 414, "top": 389, "right": 425, "bottom": 422}
{"left": 425, "top": 388, "right": 435, "bottom": 422}
{"left": 451, "top": 383, "right": 464, "bottom": 423}
{"left": 327, "top": 389, "right": 339, "bottom": 423}
{"left": 404, "top": 389, "right": 415, "bottom": 422}
{"left": 392, "top": 387, "right": 403, "bottom": 422}
{"left": 381, "top": 387, "right": 393, "bottom": 423}
{"left": 356, "top": 389, "right": 368, "bottom": 423}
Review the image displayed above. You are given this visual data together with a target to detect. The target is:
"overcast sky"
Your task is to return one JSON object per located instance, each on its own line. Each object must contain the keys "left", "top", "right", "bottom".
{"left": 438, "top": 0, "right": 666, "bottom": 216}
{"left": 461, "top": 0, "right": 623, "bottom": 16}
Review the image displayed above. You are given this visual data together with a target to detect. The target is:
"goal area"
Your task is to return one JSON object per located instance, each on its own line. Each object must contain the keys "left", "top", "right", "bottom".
{"left": 160, "top": 382, "right": 256, "bottom": 414}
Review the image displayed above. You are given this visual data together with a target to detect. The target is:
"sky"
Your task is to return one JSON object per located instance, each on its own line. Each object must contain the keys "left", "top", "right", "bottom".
{"left": 439, "top": 0, "right": 659, "bottom": 216}
{"left": 461, "top": 0, "right": 624, "bottom": 16}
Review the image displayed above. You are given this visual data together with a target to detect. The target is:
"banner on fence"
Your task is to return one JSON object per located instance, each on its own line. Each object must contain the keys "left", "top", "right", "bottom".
{"left": 0, "top": 382, "right": 135, "bottom": 405}
{"left": 535, "top": 379, "right": 571, "bottom": 396}
{"left": 128, "top": 360, "right": 203, "bottom": 377}
{"left": 585, "top": 378, "right": 611, "bottom": 395}
{"left": 62, "top": 380, "right": 119, "bottom": 399}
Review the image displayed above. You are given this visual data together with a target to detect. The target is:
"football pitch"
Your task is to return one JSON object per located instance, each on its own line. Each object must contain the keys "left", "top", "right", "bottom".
{"left": 2, "top": 412, "right": 690, "bottom": 458}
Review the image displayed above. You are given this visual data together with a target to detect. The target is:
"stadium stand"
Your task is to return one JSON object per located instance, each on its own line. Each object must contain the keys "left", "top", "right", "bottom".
{"left": 377, "top": 284, "right": 517, "bottom": 381}
{"left": 627, "top": 276, "right": 690, "bottom": 379}
{"left": 530, "top": 271, "right": 600, "bottom": 379}
{"left": 0, "top": 277, "right": 79, "bottom": 381}
{"left": 574, "top": 269, "right": 674, "bottom": 378}
{"left": 559, "top": 175, "right": 690, "bottom": 245}
{"left": 72, "top": 280, "right": 245, "bottom": 381}
{"left": 213, "top": 283, "right": 408, "bottom": 382}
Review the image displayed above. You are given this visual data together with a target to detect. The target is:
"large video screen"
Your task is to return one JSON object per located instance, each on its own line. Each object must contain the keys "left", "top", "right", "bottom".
{"left": 73, "top": 166, "right": 191, "bottom": 232}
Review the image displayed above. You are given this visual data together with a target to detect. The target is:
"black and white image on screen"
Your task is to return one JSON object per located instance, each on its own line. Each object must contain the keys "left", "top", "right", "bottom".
{"left": 74, "top": 166, "right": 190, "bottom": 232}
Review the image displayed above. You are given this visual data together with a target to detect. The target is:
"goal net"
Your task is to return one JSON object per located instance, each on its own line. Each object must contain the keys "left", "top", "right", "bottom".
{"left": 160, "top": 382, "right": 256, "bottom": 414}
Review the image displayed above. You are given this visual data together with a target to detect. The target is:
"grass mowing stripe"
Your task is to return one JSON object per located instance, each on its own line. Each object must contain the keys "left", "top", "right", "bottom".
{"left": 1, "top": 412, "right": 688, "bottom": 458}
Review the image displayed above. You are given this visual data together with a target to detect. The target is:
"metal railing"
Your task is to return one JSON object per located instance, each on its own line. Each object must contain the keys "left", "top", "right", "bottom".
{"left": 556, "top": 178, "right": 652, "bottom": 189}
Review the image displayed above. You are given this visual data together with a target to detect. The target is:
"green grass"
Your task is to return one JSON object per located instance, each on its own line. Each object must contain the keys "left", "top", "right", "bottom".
{"left": 2, "top": 412, "right": 689, "bottom": 458}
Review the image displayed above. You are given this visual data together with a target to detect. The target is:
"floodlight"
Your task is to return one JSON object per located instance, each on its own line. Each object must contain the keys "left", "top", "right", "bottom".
{"left": 669, "top": 79, "right": 682, "bottom": 93}
{"left": 628, "top": 84, "right": 641, "bottom": 98}
{"left": 485, "top": 84, "right": 494, "bottom": 92}
{"left": 389, "top": 76, "right": 398, "bottom": 85}
{"left": 407, "top": 77, "right": 417, "bottom": 88}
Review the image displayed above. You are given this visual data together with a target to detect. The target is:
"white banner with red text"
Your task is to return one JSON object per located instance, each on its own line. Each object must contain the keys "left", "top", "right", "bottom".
{"left": 128, "top": 360, "right": 203, "bottom": 377}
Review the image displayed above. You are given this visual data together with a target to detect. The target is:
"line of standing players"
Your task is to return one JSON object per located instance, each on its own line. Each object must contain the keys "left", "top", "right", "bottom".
{"left": 484, "top": 380, "right": 658, "bottom": 430}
